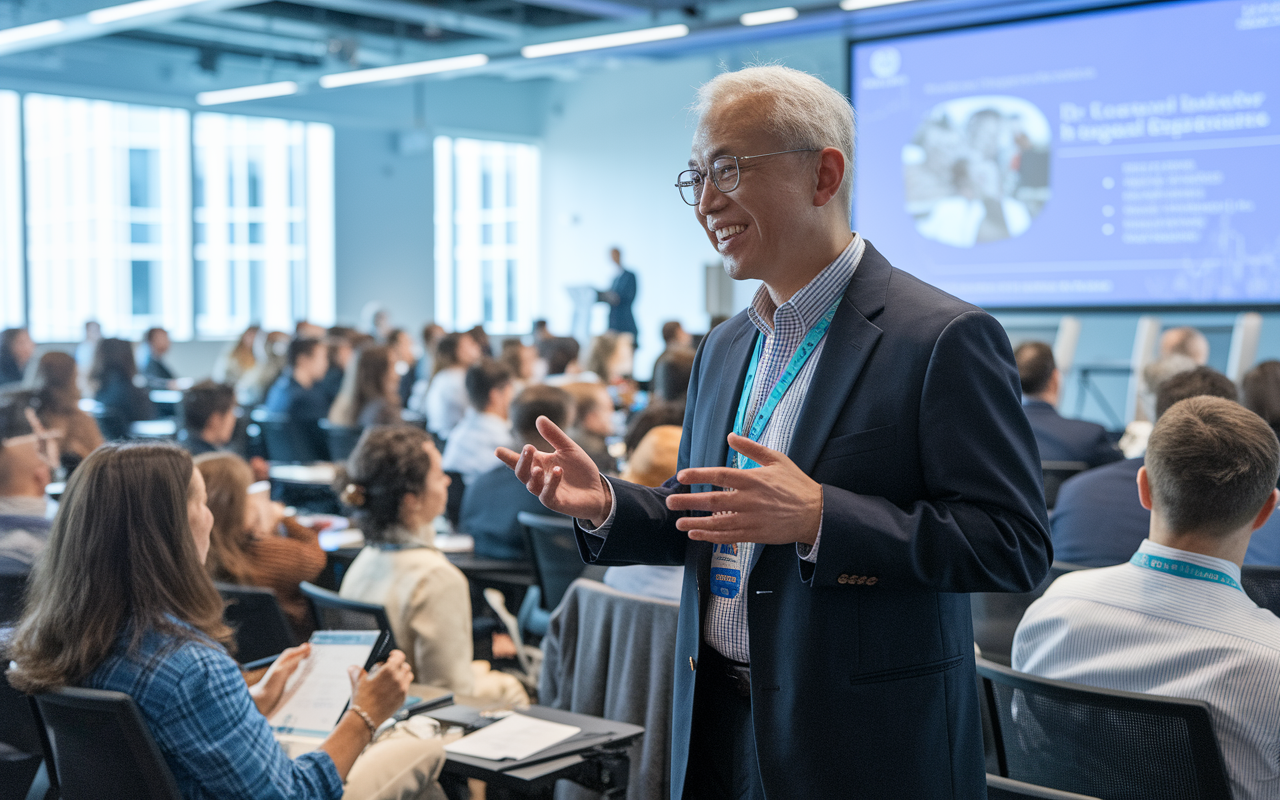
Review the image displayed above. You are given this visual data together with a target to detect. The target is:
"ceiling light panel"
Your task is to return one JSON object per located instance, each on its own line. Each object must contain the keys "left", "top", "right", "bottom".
{"left": 319, "top": 54, "right": 490, "bottom": 88}
{"left": 521, "top": 23, "right": 689, "bottom": 58}
{"left": 740, "top": 7, "right": 799, "bottom": 26}
{"left": 196, "top": 80, "right": 299, "bottom": 105}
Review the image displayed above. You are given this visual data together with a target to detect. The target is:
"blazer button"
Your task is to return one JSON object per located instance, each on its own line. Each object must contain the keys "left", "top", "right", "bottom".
{"left": 689, "top": 657, "right": 697, "bottom": 671}
{"left": 838, "top": 574, "right": 849, "bottom": 584}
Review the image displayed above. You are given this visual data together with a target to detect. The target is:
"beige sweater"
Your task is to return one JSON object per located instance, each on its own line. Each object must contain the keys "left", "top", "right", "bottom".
{"left": 338, "top": 530, "right": 475, "bottom": 695}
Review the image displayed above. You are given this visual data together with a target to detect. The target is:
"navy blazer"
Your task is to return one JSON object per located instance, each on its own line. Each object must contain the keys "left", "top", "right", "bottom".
{"left": 1022, "top": 399, "right": 1123, "bottom": 468}
{"left": 575, "top": 241, "right": 1051, "bottom": 798}
{"left": 606, "top": 268, "right": 638, "bottom": 338}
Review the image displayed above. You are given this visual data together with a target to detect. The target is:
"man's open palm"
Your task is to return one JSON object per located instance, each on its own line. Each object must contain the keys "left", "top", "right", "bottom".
{"left": 496, "top": 416, "right": 612, "bottom": 525}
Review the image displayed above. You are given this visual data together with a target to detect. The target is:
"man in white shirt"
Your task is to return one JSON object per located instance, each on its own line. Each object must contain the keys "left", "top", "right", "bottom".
{"left": 441, "top": 360, "right": 515, "bottom": 484}
{"left": 1014, "top": 395, "right": 1280, "bottom": 800}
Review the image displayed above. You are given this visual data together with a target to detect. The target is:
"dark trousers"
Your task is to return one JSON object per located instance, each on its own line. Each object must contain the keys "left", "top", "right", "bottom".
{"left": 683, "top": 647, "right": 767, "bottom": 800}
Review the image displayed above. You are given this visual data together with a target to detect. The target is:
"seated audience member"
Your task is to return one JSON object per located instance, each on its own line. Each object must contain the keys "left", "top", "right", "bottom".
{"left": 466, "top": 325, "right": 493, "bottom": 359}
{"left": 499, "top": 338, "right": 538, "bottom": 392}
{"left": 624, "top": 400, "right": 686, "bottom": 458}
{"left": 458, "top": 385, "right": 573, "bottom": 562}
{"left": 296, "top": 320, "right": 327, "bottom": 341}
{"left": 140, "top": 327, "right": 177, "bottom": 389}
{"left": 0, "top": 327, "right": 36, "bottom": 387}
{"left": 661, "top": 320, "right": 693, "bottom": 352}
{"left": 1015, "top": 341, "right": 1122, "bottom": 468}
{"left": 212, "top": 324, "right": 258, "bottom": 386}
{"left": 32, "top": 351, "right": 103, "bottom": 462}
{"left": 564, "top": 382, "right": 618, "bottom": 475}
{"left": 92, "top": 338, "right": 156, "bottom": 435}
{"left": 319, "top": 327, "right": 356, "bottom": 405}
{"left": 329, "top": 345, "right": 401, "bottom": 429}
{"left": 264, "top": 337, "right": 331, "bottom": 462}
{"left": 538, "top": 337, "right": 583, "bottom": 386}
{"left": 1013, "top": 396, "right": 1280, "bottom": 800}
{"left": 235, "top": 330, "right": 290, "bottom": 407}
{"left": 361, "top": 304, "right": 391, "bottom": 342}
{"left": 0, "top": 394, "right": 56, "bottom": 576}
{"left": 1241, "top": 360, "right": 1280, "bottom": 566}
{"left": 441, "top": 360, "right": 514, "bottom": 484}
{"left": 197, "top": 452, "right": 326, "bottom": 640}
{"left": 649, "top": 347, "right": 696, "bottom": 405}
{"left": 413, "top": 332, "right": 482, "bottom": 442}
{"left": 1051, "top": 366, "right": 1238, "bottom": 567}
{"left": 74, "top": 320, "right": 101, "bottom": 394}
{"left": 602, "top": 425, "right": 684, "bottom": 603}
{"left": 6, "top": 442, "right": 446, "bottom": 799}
{"left": 1134, "top": 326, "right": 1209, "bottom": 426}
{"left": 415, "top": 324, "right": 444, "bottom": 385}
{"left": 387, "top": 328, "right": 418, "bottom": 407}
{"left": 587, "top": 331, "right": 633, "bottom": 384}
{"left": 178, "top": 381, "right": 237, "bottom": 457}
{"left": 336, "top": 427, "right": 526, "bottom": 705}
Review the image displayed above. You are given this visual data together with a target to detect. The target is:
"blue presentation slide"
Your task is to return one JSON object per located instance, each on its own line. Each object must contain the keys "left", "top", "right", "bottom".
{"left": 851, "top": 0, "right": 1280, "bottom": 308}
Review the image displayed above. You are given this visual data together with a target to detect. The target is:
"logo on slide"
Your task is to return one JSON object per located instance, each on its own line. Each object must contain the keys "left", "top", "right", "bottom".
{"left": 869, "top": 47, "right": 901, "bottom": 79}
{"left": 902, "top": 95, "right": 1052, "bottom": 248}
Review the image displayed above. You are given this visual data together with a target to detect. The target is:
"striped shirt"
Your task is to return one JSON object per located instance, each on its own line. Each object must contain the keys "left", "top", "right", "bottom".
{"left": 1013, "top": 540, "right": 1280, "bottom": 800}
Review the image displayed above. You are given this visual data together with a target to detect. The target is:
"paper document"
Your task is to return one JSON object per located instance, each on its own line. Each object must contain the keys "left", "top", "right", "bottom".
{"left": 444, "top": 714, "right": 581, "bottom": 761}
{"left": 269, "top": 630, "right": 380, "bottom": 738}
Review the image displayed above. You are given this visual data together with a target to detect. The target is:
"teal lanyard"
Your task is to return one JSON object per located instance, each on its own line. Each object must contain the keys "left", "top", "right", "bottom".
{"left": 728, "top": 295, "right": 843, "bottom": 469}
{"left": 1129, "top": 551, "right": 1243, "bottom": 592}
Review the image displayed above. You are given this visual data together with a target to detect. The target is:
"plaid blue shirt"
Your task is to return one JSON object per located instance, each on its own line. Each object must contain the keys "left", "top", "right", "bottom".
{"left": 87, "top": 624, "right": 343, "bottom": 800}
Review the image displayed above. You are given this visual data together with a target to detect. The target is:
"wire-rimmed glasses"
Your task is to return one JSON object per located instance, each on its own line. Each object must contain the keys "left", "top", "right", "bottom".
{"left": 675, "top": 148, "right": 819, "bottom": 206}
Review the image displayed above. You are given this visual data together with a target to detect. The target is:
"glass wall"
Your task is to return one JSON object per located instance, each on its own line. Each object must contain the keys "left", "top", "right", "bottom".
{"left": 434, "top": 136, "right": 539, "bottom": 335}
{"left": 0, "top": 91, "right": 21, "bottom": 330}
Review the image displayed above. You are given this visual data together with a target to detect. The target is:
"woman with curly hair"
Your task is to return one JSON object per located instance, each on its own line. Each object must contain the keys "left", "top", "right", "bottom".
{"left": 336, "top": 426, "right": 526, "bottom": 704}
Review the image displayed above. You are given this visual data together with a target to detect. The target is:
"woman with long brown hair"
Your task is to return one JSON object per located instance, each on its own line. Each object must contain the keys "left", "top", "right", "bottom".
{"left": 6, "top": 442, "right": 446, "bottom": 799}
{"left": 32, "top": 350, "right": 103, "bottom": 461}
{"left": 213, "top": 325, "right": 260, "bottom": 386}
{"left": 195, "top": 452, "right": 327, "bottom": 640}
{"left": 328, "top": 345, "right": 401, "bottom": 429}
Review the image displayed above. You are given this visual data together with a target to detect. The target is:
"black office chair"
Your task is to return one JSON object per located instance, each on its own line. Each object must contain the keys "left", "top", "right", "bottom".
{"left": 987, "top": 774, "right": 1101, "bottom": 800}
{"left": 1, "top": 629, "right": 50, "bottom": 800}
{"left": 971, "top": 561, "right": 1088, "bottom": 666}
{"left": 519, "top": 512, "right": 590, "bottom": 613}
{"left": 1241, "top": 564, "right": 1280, "bottom": 617}
{"left": 444, "top": 471, "right": 466, "bottom": 529}
{"left": 299, "top": 582, "right": 398, "bottom": 651}
{"left": 216, "top": 583, "right": 298, "bottom": 664}
{"left": 1, "top": 571, "right": 28, "bottom": 623}
{"left": 252, "top": 408, "right": 327, "bottom": 463}
{"left": 1041, "top": 460, "right": 1089, "bottom": 510}
{"left": 320, "top": 419, "right": 363, "bottom": 462}
{"left": 32, "top": 686, "right": 183, "bottom": 800}
{"left": 976, "top": 657, "right": 1232, "bottom": 800}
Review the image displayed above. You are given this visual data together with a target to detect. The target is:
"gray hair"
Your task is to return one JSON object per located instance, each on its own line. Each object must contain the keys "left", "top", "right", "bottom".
{"left": 694, "top": 65, "right": 855, "bottom": 219}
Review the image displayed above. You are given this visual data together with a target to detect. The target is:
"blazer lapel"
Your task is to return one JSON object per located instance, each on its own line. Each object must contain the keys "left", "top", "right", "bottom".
{"left": 699, "top": 319, "right": 757, "bottom": 472}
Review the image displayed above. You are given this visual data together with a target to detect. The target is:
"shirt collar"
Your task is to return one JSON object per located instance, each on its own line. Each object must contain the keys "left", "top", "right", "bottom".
{"left": 1136, "top": 539, "right": 1241, "bottom": 584}
{"left": 747, "top": 233, "right": 865, "bottom": 337}
{"left": 0, "top": 495, "right": 50, "bottom": 517}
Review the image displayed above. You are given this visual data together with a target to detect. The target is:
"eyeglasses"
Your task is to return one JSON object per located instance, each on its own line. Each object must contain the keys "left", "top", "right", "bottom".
{"left": 675, "top": 148, "right": 819, "bottom": 206}
{"left": 1, "top": 408, "right": 62, "bottom": 472}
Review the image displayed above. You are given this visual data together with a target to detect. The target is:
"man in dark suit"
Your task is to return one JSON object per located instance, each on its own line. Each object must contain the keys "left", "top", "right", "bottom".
{"left": 140, "top": 327, "right": 177, "bottom": 389}
{"left": 599, "top": 247, "right": 638, "bottom": 339}
{"left": 1052, "top": 366, "right": 1239, "bottom": 567}
{"left": 264, "top": 337, "right": 330, "bottom": 462}
{"left": 1015, "top": 341, "right": 1122, "bottom": 468}
{"left": 498, "top": 65, "right": 1050, "bottom": 798}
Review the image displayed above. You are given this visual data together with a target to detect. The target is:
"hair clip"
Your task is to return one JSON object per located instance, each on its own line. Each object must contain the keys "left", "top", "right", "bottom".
{"left": 340, "top": 482, "right": 367, "bottom": 507}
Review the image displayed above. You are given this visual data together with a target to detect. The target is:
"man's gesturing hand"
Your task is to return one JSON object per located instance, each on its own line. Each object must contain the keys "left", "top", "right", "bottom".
{"left": 496, "top": 415, "right": 612, "bottom": 527}
{"left": 666, "top": 433, "right": 823, "bottom": 546}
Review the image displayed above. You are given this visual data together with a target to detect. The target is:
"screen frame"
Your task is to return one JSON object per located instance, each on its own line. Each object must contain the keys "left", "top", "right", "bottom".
{"left": 846, "top": 0, "right": 1280, "bottom": 313}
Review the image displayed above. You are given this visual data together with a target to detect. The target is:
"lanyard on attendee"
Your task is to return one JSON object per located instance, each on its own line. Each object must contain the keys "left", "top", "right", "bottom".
{"left": 727, "top": 294, "right": 843, "bottom": 470}
{"left": 1129, "top": 551, "right": 1243, "bottom": 592}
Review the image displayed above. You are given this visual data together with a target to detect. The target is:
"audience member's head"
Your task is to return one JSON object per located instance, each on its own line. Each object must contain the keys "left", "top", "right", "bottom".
{"left": 465, "top": 360, "right": 514, "bottom": 416}
{"left": 286, "top": 337, "right": 328, "bottom": 387}
{"left": 661, "top": 321, "right": 693, "bottom": 350}
{"left": 295, "top": 320, "right": 326, "bottom": 340}
{"left": 588, "top": 332, "right": 634, "bottom": 382}
{"left": 625, "top": 401, "right": 686, "bottom": 456}
{"left": 145, "top": 327, "right": 170, "bottom": 358}
{"left": 1, "top": 327, "right": 36, "bottom": 380}
{"left": 326, "top": 328, "right": 356, "bottom": 373}
{"left": 337, "top": 426, "right": 448, "bottom": 543}
{"left": 433, "top": 332, "right": 482, "bottom": 375}
{"left": 652, "top": 348, "right": 696, "bottom": 404}
{"left": 538, "top": 337, "right": 580, "bottom": 377}
{"left": 330, "top": 344, "right": 397, "bottom": 427}
{"left": 33, "top": 351, "right": 81, "bottom": 414}
{"left": 421, "top": 323, "right": 445, "bottom": 353}
{"left": 1015, "top": 341, "right": 1059, "bottom": 402}
{"left": 621, "top": 425, "right": 682, "bottom": 488}
{"left": 467, "top": 325, "right": 493, "bottom": 358}
{"left": 499, "top": 339, "right": 537, "bottom": 383}
{"left": 0, "top": 392, "right": 53, "bottom": 498}
{"left": 193, "top": 452, "right": 257, "bottom": 584}
{"left": 531, "top": 320, "right": 551, "bottom": 341}
{"left": 1160, "top": 326, "right": 1210, "bottom": 365}
{"left": 387, "top": 328, "right": 415, "bottom": 365}
{"left": 90, "top": 338, "right": 138, "bottom": 384}
{"left": 565, "top": 382, "right": 615, "bottom": 438}
{"left": 84, "top": 320, "right": 102, "bottom": 342}
{"left": 183, "top": 381, "right": 237, "bottom": 446}
{"left": 1155, "top": 366, "right": 1238, "bottom": 419}
{"left": 511, "top": 385, "right": 573, "bottom": 452}
{"left": 6, "top": 442, "right": 229, "bottom": 693}
{"left": 1242, "top": 360, "right": 1280, "bottom": 440}
{"left": 1143, "top": 396, "right": 1279, "bottom": 542}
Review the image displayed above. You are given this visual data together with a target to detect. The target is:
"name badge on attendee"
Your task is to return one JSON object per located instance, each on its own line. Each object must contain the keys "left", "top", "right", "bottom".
{"left": 710, "top": 540, "right": 742, "bottom": 598}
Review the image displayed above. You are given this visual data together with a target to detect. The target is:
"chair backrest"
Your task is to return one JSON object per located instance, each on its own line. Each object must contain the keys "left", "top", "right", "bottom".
{"left": 1041, "top": 461, "right": 1089, "bottom": 510}
{"left": 444, "top": 471, "right": 466, "bottom": 528}
{"left": 252, "top": 408, "right": 319, "bottom": 463}
{"left": 299, "top": 582, "right": 398, "bottom": 651}
{"left": 216, "top": 583, "right": 298, "bottom": 664}
{"left": 971, "top": 561, "right": 1089, "bottom": 666}
{"left": 1241, "top": 565, "right": 1280, "bottom": 617}
{"left": 987, "top": 774, "right": 1102, "bottom": 800}
{"left": 976, "top": 658, "right": 1232, "bottom": 800}
{"left": 519, "top": 511, "right": 586, "bottom": 612}
{"left": 321, "top": 419, "right": 363, "bottom": 462}
{"left": 34, "top": 686, "right": 183, "bottom": 800}
{"left": 0, "top": 570, "right": 28, "bottom": 623}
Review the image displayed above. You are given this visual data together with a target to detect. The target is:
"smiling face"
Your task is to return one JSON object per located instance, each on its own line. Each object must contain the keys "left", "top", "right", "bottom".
{"left": 691, "top": 96, "right": 821, "bottom": 286}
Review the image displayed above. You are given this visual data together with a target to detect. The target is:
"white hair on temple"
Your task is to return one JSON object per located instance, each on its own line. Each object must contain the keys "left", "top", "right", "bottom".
{"left": 693, "top": 64, "right": 856, "bottom": 218}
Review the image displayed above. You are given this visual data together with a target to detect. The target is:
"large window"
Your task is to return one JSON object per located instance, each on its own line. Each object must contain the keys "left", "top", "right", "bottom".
{"left": 3, "top": 92, "right": 334, "bottom": 341}
{"left": 434, "top": 136, "right": 539, "bottom": 335}
{"left": 0, "top": 91, "right": 24, "bottom": 330}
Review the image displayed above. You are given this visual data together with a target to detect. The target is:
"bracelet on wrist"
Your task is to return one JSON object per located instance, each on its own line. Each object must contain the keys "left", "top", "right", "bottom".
{"left": 348, "top": 704, "right": 377, "bottom": 740}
